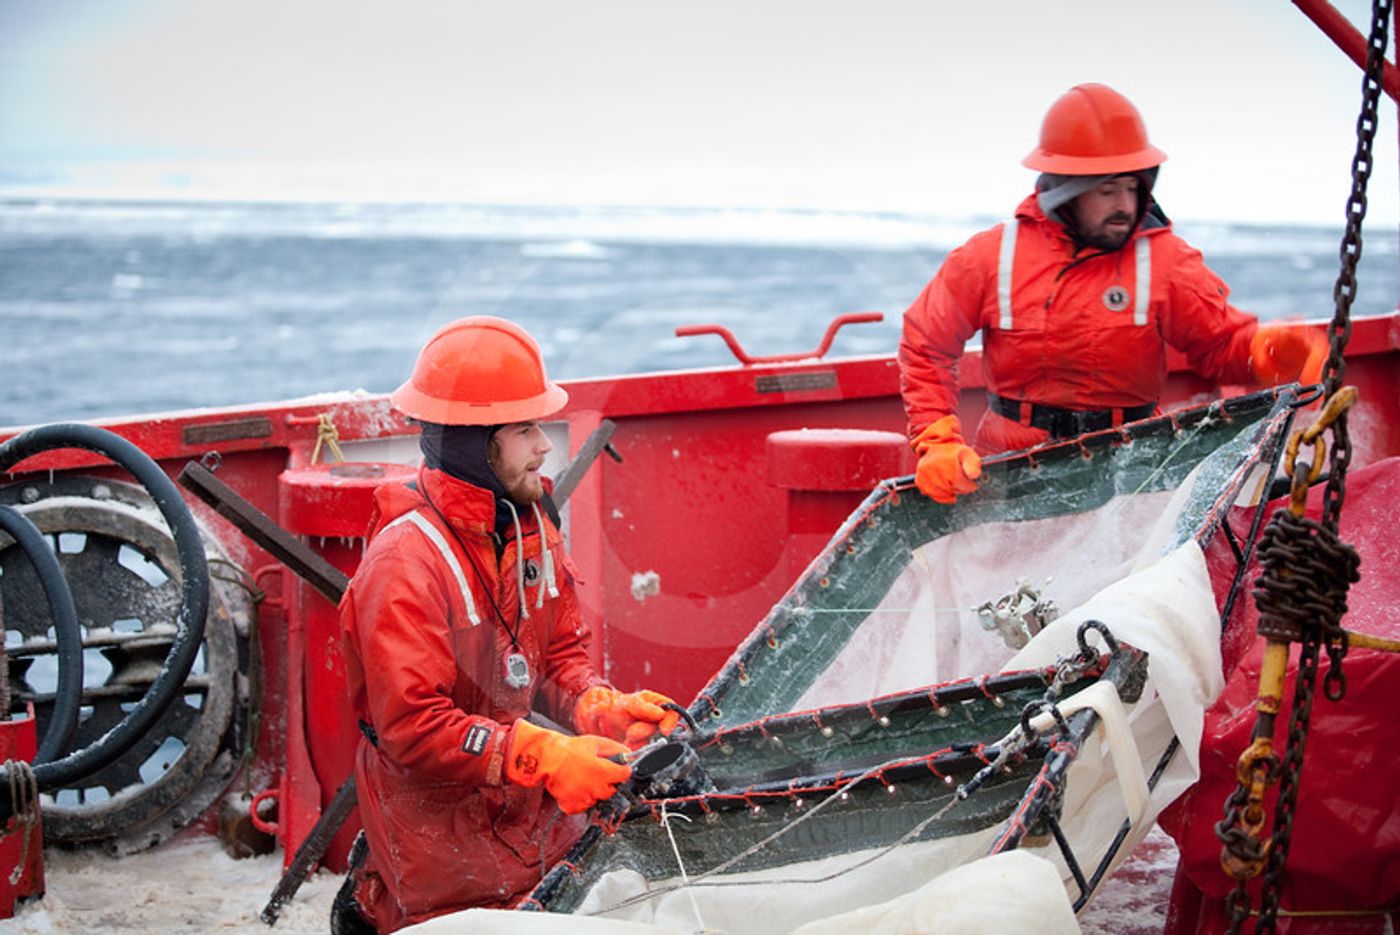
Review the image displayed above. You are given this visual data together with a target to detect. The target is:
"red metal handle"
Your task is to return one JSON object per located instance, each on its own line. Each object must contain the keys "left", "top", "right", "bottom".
{"left": 675, "top": 312, "right": 884, "bottom": 366}
{"left": 250, "top": 788, "right": 279, "bottom": 835}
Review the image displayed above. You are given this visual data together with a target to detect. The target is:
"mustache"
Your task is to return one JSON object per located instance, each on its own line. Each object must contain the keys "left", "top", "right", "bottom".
{"left": 1104, "top": 212, "right": 1134, "bottom": 225}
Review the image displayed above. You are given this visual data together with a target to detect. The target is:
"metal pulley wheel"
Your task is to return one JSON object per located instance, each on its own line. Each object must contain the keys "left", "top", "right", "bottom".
{"left": 0, "top": 473, "right": 252, "bottom": 854}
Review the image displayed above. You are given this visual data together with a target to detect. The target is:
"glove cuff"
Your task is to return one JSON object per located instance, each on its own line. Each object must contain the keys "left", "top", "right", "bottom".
{"left": 504, "top": 719, "right": 550, "bottom": 788}
{"left": 912, "top": 414, "right": 964, "bottom": 452}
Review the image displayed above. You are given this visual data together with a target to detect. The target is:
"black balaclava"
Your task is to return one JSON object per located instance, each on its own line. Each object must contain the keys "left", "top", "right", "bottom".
{"left": 418, "top": 421, "right": 519, "bottom": 541}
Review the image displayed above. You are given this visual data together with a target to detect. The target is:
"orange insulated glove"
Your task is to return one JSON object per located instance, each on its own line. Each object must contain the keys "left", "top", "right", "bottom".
{"left": 1250, "top": 323, "right": 1327, "bottom": 386}
{"left": 505, "top": 719, "right": 631, "bottom": 814}
{"left": 912, "top": 415, "right": 982, "bottom": 504}
{"left": 575, "top": 685, "right": 682, "bottom": 750}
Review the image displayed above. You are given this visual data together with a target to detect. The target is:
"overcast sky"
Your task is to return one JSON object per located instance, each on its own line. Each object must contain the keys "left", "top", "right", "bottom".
{"left": 1, "top": 0, "right": 1397, "bottom": 226}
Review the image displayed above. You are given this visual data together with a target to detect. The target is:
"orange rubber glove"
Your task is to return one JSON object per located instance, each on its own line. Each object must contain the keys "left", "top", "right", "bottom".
{"left": 575, "top": 685, "right": 681, "bottom": 750}
{"left": 912, "top": 415, "right": 982, "bottom": 504}
{"left": 505, "top": 719, "right": 631, "bottom": 814}
{"left": 1250, "top": 323, "right": 1327, "bottom": 386}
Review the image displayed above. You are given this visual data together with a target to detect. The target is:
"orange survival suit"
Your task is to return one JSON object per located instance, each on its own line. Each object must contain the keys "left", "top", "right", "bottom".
{"left": 340, "top": 465, "right": 601, "bottom": 931}
{"left": 898, "top": 192, "right": 1258, "bottom": 454}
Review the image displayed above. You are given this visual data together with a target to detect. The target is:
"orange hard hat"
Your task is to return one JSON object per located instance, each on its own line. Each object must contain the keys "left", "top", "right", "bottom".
{"left": 1022, "top": 83, "right": 1167, "bottom": 175}
{"left": 391, "top": 316, "right": 569, "bottom": 425}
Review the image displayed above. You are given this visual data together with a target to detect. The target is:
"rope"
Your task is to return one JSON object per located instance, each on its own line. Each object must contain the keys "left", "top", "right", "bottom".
{"left": 658, "top": 805, "right": 707, "bottom": 931}
{"left": 3, "top": 759, "right": 39, "bottom": 885}
{"left": 310, "top": 414, "right": 346, "bottom": 465}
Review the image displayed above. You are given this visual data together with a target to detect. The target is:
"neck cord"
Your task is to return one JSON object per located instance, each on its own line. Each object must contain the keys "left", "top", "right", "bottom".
{"left": 420, "top": 487, "right": 524, "bottom": 650}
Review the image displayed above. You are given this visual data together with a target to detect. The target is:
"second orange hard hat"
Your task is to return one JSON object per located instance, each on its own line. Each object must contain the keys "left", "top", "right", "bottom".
{"left": 391, "top": 316, "right": 569, "bottom": 425}
{"left": 1023, "top": 83, "right": 1167, "bottom": 175}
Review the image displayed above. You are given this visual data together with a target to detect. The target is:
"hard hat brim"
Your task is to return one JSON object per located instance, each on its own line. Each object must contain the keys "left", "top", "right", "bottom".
{"left": 1022, "top": 144, "right": 1167, "bottom": 175}
{"left": 390, "top": 381, "right": 569, "bottom": 426}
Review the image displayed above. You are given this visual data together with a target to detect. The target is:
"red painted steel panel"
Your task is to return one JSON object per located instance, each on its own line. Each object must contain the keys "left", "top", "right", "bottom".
{"left": 588, "top": 397, "right": 908, "bottom": 701}
{"left": 296, "top": 544, "right": 362, "bottom": 872}
{"left": 279, "top": 463, "right": 414, "bottom": 538}
{"left": 274, "top": 466, "right": 381, "bottom": 870}
{"left": 766, "top": 428, "right": 913, "bottom": 491}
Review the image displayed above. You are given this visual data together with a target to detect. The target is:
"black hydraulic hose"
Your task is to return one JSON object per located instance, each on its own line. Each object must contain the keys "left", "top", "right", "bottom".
{"left": 0, "top": 503, "right": 83, "bottom": 764}
{"left": 0, "top": 423, "right": 209, "bottom": 808}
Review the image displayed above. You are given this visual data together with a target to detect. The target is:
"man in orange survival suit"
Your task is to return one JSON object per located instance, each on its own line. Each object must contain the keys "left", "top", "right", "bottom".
{"left": 899, "top": 83, "right": 1322, "bottom": 503}
{"left": 333, "top": 316, "right": 680, "bottom": 933}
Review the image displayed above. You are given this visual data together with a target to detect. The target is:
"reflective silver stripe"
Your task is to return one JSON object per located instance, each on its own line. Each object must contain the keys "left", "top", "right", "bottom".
{"left": 1134, "top": 236, "right": 1152, "bottom": 326}
{"left": 383, "top": 511, "right": 481, "bottom": 626}
{"left": 997, "top": 220, "right": 1019, "bottom": 329}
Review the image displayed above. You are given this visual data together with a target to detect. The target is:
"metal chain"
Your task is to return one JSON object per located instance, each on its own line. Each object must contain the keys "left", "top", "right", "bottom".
{"left": 1256, "top": 636, "right": 1321, "bottom": 929}
{"left": 1218, "top": 429, "right": 1361, "bottom": 934}
{"left": 1217, "top": 1, "right": 1388, "bottom": 930}
{"left": 1324, "top": 0, "right": 1392, "bottom": 399}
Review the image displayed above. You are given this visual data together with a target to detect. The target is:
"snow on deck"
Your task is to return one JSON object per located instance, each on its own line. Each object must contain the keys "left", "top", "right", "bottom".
{"left": 6, "top": 829, "right": 1176, "bottom": 933}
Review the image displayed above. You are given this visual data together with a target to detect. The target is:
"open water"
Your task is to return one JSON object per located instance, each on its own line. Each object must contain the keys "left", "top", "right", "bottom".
{"left": 1, "top": 198, "right": 1397, "bottom": 428}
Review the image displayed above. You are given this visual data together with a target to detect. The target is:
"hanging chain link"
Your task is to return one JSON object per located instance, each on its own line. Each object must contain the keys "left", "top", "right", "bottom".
{"left": 1315, "top": 0, "right": 1391, "bottom": 533}
{"left": 1251, "top": 508, "right": 1361, "bottom": 931}
{"left": 1216, "top": 1, "right": 1389, "bottom": 931}
{"left": 1324, "top": 0, "right": 1393, "bottom": 399}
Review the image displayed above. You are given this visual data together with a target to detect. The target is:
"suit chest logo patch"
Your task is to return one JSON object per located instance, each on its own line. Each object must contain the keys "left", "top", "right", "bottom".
{"left": 1097, "top": 286, "right": 1131, "bottom": 312}
{"left": 1103, "top": 286, "right": 1131, "bottom": 312}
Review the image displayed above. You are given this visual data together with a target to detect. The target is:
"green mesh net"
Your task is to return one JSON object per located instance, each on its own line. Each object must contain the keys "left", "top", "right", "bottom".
{"left": 526, "top": 388, "right": 1298, "bottom": 927}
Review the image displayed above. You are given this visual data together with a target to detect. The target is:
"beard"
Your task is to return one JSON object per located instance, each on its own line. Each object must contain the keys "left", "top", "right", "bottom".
{"left": 492, "top": 458, "right": 545, "bottom": 505}
{"left": 501, "top": 472, "right": 544, "bottom": 504}
{"left": 1076, "top": 212, "right": 1135, "bottom": 251}
{"left": 487, "top": 431, "right": 547, "bottom": 505}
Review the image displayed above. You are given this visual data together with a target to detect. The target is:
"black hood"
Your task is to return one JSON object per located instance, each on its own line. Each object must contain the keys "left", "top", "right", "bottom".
{"left": 418, "top": 422, "right": 519, "bottom": 538}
